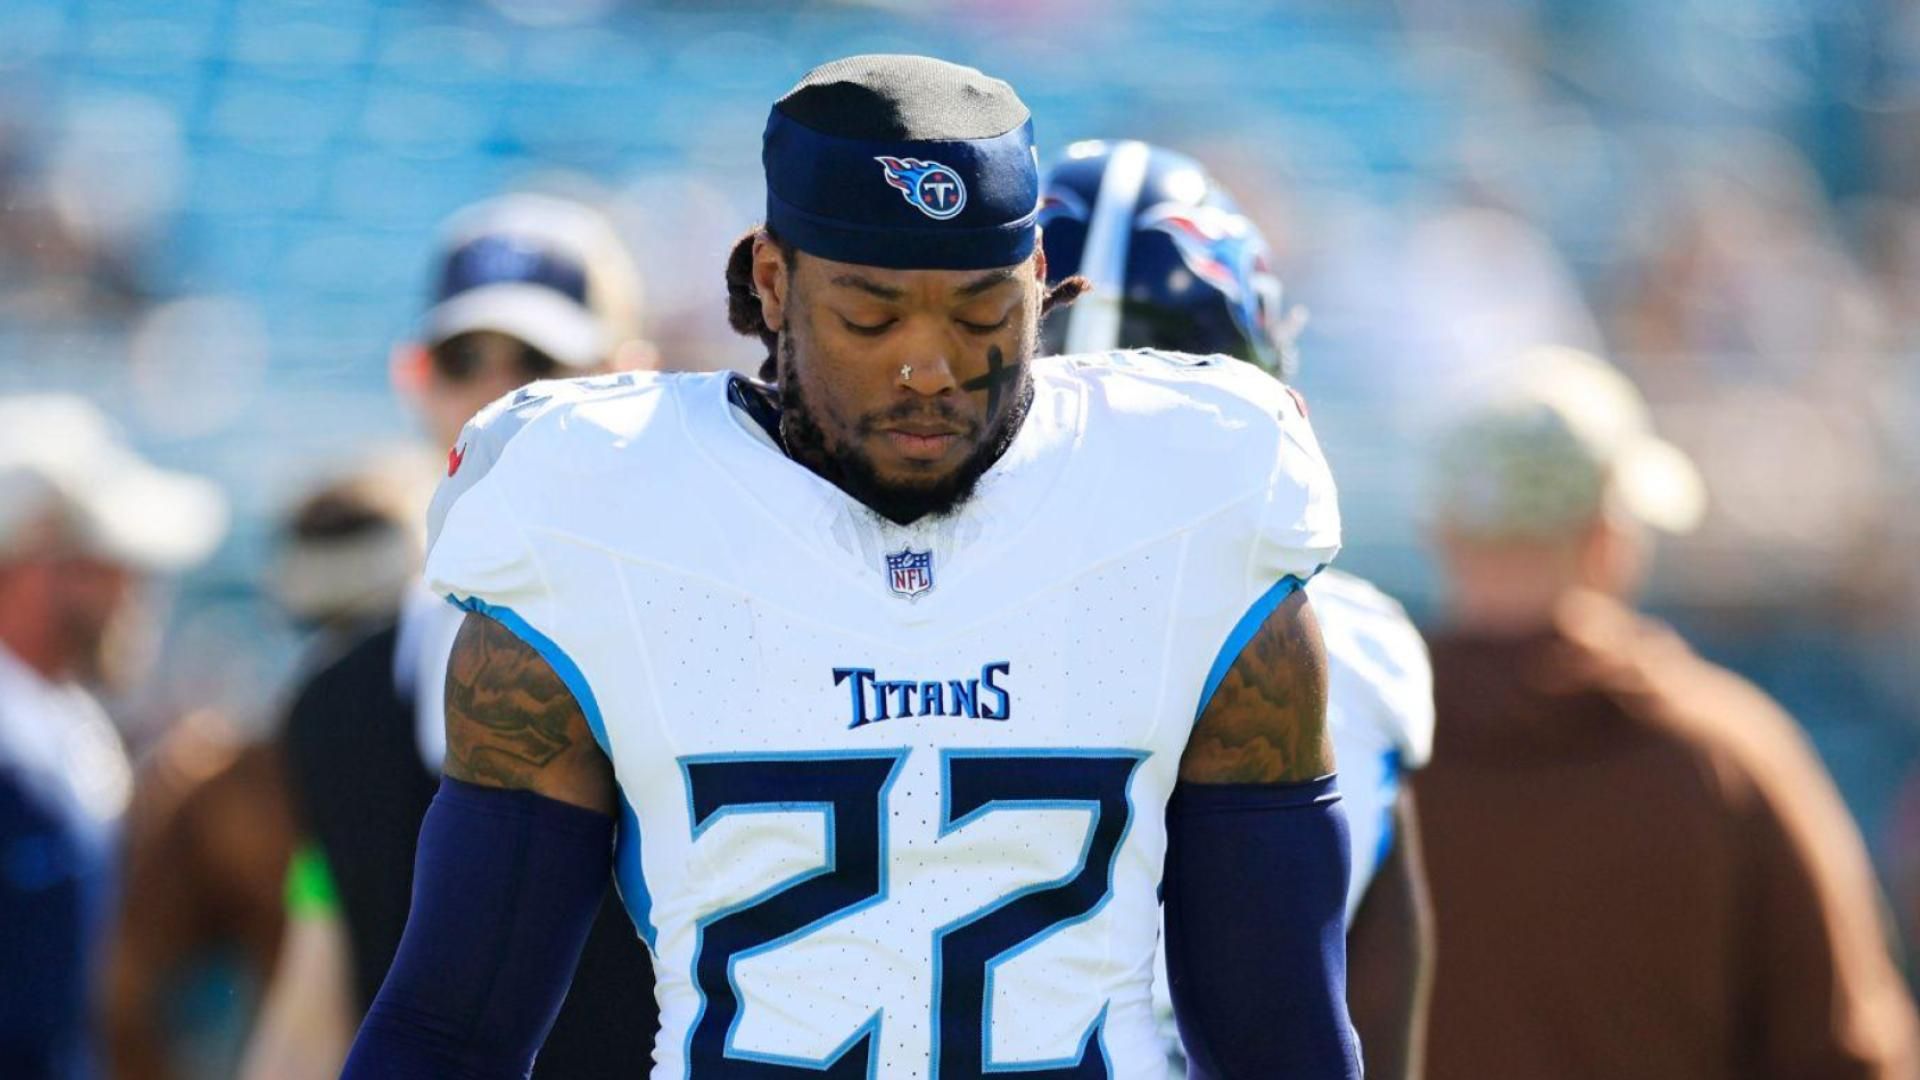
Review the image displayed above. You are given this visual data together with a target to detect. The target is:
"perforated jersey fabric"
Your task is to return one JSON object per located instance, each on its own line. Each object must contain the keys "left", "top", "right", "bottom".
{"left": 427, "top": 351, "right": 1341, "bottom": 1077}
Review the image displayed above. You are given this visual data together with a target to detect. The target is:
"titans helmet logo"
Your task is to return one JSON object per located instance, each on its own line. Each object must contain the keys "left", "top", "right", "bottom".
{"left": 1137, "top": 201, "right": 1285, "bottom": 362}
{"left": 875, "top": 156, "right": 968, "bottom": 221}
{"left": 1037, "top": 184, "right": 1089, "bottom": 230}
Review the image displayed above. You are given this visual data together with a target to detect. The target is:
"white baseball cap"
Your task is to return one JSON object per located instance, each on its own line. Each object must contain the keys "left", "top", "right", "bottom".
{"left": 420, "top": 193, "right": 644, "bottom": 369}
{"left": 1429, "top": 346, "right": 1706, "bottom": 538}
{"left": 0, "top": 394, "right": 228, "bottom": 571}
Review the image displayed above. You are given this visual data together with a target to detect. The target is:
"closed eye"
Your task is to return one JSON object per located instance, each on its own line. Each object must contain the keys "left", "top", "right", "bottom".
{"left": 840, "top": 316, "right": 896, "bottom": 337}
{"left": 957, "top": 314, "right": 1011, "bottom": 334}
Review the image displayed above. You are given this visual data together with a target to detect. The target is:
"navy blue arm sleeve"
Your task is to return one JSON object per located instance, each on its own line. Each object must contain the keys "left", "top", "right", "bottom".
{"left": 1163, "top": 775, "right": 1361, "bottom": 1079}
{"left": 0, "top": 770, "right": 99, "bottom": 1078}
{"left": 342, "top": 777, "right": 614, "bottom": 1080}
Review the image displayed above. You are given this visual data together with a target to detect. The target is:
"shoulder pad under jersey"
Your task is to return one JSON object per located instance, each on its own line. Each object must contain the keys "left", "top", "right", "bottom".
{"left": 1050, "top": 349, "right": 1340, "bottom": 581}
{"left": 425, "top": 372, "right": 655, "bottom": 554}
{"left": 1308, "top": 569, "right": 1435, "bottom": 767}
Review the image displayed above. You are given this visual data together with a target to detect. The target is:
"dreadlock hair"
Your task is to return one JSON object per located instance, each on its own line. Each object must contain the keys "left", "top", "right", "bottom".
{"left": 724, "top": 226, "right": 1091, "bottom": 382}
{"left": 1043, "top": 274, "right": 1091, "bottom": 321}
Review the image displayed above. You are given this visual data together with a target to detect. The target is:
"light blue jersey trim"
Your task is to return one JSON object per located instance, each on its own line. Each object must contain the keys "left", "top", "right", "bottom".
{"left": 447, "top": 595, "right": 609, "bottom": 752}
{"left": 615, "top": 793, "right": 658, "bottom": 951}
{"left": 1193, "top": 573, "right": 1312, "bottom": 721}
{"left": 445, "top": 594, "right": 658, "bottom": 948}
{"left": 1372, "top": 749, "right": 1403, "bottom": 876}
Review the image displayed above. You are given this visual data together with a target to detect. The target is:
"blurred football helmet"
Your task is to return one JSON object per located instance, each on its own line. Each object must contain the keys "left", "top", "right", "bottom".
{"left": 1040, "top": 140, "right": 1301, "bottom": 375}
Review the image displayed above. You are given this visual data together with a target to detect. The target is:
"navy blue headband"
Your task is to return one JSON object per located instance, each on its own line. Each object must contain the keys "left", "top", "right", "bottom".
{"left": 762, "top": 109, "right": 1039, "bottom": 270}
{"left": 436, "top": 234, "right": 589, "bottom": 306}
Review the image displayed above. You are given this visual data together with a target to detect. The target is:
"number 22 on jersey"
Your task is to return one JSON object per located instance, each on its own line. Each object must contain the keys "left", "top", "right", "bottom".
{"left": 679, "top": 748, "right": 1145, "bottom": 1078}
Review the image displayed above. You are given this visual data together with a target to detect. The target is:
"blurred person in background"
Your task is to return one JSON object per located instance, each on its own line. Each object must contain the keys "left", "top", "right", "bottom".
{"left": 1040, "top": 139, "right": 1435, "bottom": 1079}
{"left": 1605, "top": 141, "right": 1909, "bottom": 614}
{"left": 0, "top": 394, "right": 225, "bottom": 1079}
{"left": 247, "top": 192, "right": 659, "bottom": 1080}
{"left": 101, "top": 458, "right": 428, "bottom": 1080}
{"left": 1413, "top": 346, "right": 1920, "bottom": 1079}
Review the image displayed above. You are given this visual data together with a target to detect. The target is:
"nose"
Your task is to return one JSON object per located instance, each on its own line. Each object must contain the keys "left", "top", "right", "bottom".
{"left": 895, "top": 327, "right": 961, "bottom": 397}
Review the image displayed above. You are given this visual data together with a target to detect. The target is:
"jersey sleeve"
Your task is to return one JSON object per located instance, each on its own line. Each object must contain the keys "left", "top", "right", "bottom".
{"left": 1067, "top": 349, "right": 1342, "bottom": 590}
{"left": 423, "top": 386, "right": 559, "bottom": 618}
{"left": 1368, "top": 603, "right": 1433, "bottom": 768}
{"left": 1316, "top": 573, "right": 1436, "bottom": 769}
{"left": 1252, "top": 377, "right": 1342, "bottom": 585}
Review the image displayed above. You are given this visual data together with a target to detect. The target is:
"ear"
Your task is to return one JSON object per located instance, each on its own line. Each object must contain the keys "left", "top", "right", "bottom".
{"left": 751, "top": 234, "right": 791, "bottom": 333}
{"left": 1032, "top": 233, "right": 1048, "bottom": 290}
{"left": 1586, "top": 515, "right": 1651, "bottom": 600}
{"left": 390, "top": 342, "right": 429, "bottom": 396}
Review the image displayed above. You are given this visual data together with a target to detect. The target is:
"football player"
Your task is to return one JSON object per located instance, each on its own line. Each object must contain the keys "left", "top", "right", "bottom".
{"left": 1040, "top": 140, "right": 1435, "bottom": 1079}
{"left": 345, "top": 56, "right": 1359, "bottom": 1078}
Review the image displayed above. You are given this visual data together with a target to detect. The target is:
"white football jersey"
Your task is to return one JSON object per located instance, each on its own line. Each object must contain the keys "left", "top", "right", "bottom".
{"left": 425, "top": 350, "right": 1340, "bottom": 1078}
{"left": 1312, "top": 568, "right": 1434, "bottom": 918}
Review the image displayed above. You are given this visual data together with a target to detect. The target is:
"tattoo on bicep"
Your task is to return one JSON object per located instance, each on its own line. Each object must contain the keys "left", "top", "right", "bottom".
{"left": 1180, "top": 590, "right": 1333, "bottom": 784}
{"left": 443, "top": 613, "right": 587, "bottom": 790}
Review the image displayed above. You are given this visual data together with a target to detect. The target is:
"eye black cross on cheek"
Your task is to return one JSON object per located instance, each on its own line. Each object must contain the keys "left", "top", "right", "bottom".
{"left": 960, "top": 345, "right": 1020, "bottom": 418}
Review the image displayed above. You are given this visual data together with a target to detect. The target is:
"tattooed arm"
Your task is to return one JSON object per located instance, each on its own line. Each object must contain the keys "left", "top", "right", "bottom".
{"left": 340, "top": 611, "right": 616, "bottom": 1077}
{"left": 1178, "top": 587, "right": 1333, "bottom": 784}
{"left": 1164, "top": 588, "right": 1361, "bottom": 1078}
{"left": 443, "top": 611, "right": 615, "bottom": 814}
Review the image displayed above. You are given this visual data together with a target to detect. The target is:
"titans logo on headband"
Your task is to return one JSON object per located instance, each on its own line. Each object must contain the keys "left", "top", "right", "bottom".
{"left": 875, "top": 156, "right": 968, "bottom": 220}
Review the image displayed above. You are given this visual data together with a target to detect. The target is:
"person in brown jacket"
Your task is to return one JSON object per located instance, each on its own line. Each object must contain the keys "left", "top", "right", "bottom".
{"left": 1414, "top": 346, "right": 1920, "bottom": 1080}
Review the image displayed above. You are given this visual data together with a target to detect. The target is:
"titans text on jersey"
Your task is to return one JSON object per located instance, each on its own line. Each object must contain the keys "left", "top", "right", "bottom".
{"left": 424, "top": 349, "right": 1340, "bottom": 1079}
{"left": 834, "top": 662, "right": 1013, "bottom": 727}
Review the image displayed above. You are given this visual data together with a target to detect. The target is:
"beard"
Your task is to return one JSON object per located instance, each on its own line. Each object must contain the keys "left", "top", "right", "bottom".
{"left": 776, "top": 333, "right": 1033, "bottom": 526}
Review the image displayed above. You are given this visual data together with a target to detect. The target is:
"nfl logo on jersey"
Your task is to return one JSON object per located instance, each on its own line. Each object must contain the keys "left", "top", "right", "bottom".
{"left": 885, "top": 548, "right": 934, "bottom": 598}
